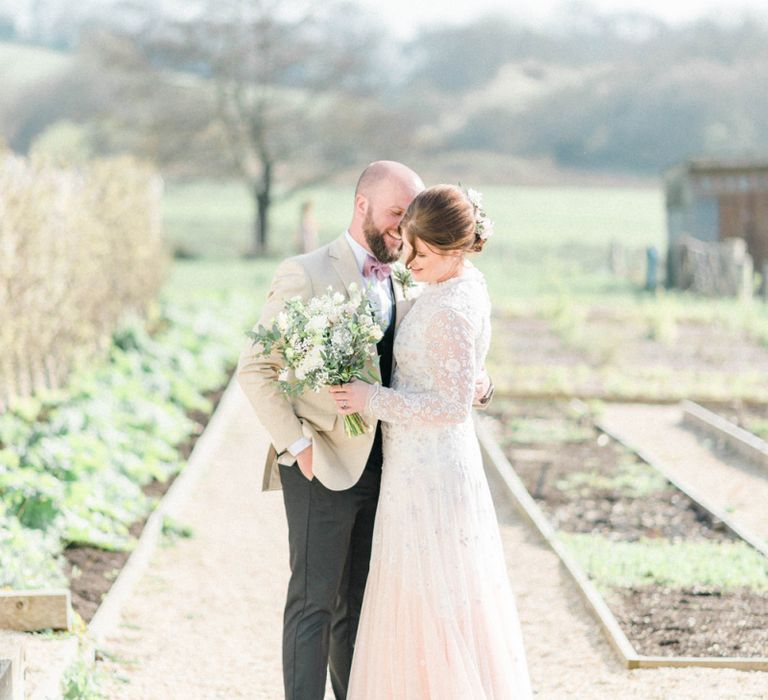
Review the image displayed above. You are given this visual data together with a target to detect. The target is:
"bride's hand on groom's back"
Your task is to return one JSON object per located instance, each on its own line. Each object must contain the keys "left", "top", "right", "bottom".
{"left": 329, "top": 380, "right": 372, "bottom": 415}
{"left": 474, "top": 368, "right": 494, "bottom": 408}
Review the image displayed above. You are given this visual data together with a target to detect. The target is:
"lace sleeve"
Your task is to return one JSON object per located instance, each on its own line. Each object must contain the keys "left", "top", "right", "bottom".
{"left": 366, "top": 306, "right": 475, "bottom": 425}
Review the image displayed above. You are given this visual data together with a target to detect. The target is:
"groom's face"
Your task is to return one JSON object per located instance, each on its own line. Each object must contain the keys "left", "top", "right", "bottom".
{"left": 362, "top": 205, "right": 402, "bottom": 264}
{"left": 362, "top": 180, "right": 420, "bottom": 264}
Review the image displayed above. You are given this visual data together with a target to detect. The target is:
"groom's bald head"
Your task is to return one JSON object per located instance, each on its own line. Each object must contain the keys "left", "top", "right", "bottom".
{"left": 349, "top": 160, "right": 424, "bottom": 263}
{"left": 355, "top": 161, "right": 424, "bottom": 200}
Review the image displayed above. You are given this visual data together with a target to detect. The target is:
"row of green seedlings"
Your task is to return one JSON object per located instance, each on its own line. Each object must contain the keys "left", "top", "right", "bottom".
{"left": 498, "top": 401, "right": 768, "bottom": 595}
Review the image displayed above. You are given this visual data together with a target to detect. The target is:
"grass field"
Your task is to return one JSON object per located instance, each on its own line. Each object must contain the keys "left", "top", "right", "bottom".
{"left": 163, "top": 180, "right": 666, "bottom": 304}
{"left": 164, "top": 179, "right": 768, "bottom": 402}
{"left": 164, "top": 180, "right": 666, "bottom": 254}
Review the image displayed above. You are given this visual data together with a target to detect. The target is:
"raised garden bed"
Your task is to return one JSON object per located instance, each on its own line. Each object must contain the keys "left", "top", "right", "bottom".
{"left": 487, "top": 311, "right": 768, "bottom": 403}
{"left": 483, "top": 399, "right": 768, "bottom": 666}
{"left": 62, "top": 385, "right": 227, "bottom": 623}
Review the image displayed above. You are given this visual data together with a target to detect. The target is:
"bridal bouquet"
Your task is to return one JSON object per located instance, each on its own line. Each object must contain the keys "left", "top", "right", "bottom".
{"left": 248, "top": 283, "right": 383, "bottom": 437}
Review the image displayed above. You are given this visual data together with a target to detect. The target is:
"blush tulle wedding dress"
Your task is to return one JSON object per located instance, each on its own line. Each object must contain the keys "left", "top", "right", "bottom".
{"left": 347, "top": 265, "right": 533, "bottom": 699}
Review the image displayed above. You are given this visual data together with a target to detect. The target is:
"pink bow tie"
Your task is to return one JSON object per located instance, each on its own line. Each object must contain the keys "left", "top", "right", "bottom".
{"left": 363, "top": 255, "right": 392, "bottom": 281}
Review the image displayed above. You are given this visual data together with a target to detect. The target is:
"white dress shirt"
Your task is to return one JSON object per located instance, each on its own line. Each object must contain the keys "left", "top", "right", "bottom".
{"left": 344, "top": 230, "right": 394, "bottom": 329}
{"left": 282, "top": 232, "right": 394, "bottom": 462}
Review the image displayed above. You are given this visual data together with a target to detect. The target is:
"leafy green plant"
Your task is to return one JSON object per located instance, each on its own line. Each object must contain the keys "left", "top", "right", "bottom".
{"left": 0, "top": 288, "right": 251, "bottom": 588}
{"left": 555, "top": 457, "right": 669, "bottom": 498}
{"left": 559, "top": 533, "right": 768, "bottom": 592}
{"left": 162, "top": 516, "right": 195, "bottom": 542}
{"left": 61, "top": 657, "right": 106, "bottom": 700}
{"left": 501, "top": 416, "right": 593, "bottom": 446}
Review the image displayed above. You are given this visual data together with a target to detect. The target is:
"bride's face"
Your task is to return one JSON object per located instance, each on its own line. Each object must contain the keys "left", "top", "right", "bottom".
{"left": 403, "top": 236, "right": 462, "bottom": 284}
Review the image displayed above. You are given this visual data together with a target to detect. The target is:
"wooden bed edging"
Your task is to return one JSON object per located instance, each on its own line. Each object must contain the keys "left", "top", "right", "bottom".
{"left": 596, "top": 415, "right": 768, "bottom": 562}
{"left": 87, "top": 375, "right": 239, "bottom": 648}
{"left": 681, "top": 399, "right": 768, "bottom": 472}
{"left": 475, "top": 414, "right": 768, "bottom": 672}
{"left": 0, "top": 636, "right": 23, "bottom": 700}
{"left": 0, "top": 590, "right": 71, "bottom": 633}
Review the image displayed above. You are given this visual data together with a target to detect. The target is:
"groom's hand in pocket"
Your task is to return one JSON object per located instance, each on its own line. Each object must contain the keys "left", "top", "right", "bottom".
{"left": 296, "top": 444, "right": 314, "bottom": 481}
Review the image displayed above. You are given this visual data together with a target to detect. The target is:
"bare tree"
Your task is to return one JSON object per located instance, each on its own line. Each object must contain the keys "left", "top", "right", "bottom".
{"left": 136, "top": 0, "right": 392, "bottom": 255}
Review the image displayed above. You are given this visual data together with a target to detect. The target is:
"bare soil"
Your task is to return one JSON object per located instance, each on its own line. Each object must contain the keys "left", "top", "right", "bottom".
{"left": 492, "top": 399, "right": 768, "bottom": 659}
{"left": 489, "top": 313, "right": 768, "bottom": 402}
{"left": 609, "top": 586, "right": 768, "bottom": 658}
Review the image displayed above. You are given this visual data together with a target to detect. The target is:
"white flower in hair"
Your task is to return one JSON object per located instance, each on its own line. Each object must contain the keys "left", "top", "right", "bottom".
{"left": 462, "top": 185, "right": 494, "bottom": 241}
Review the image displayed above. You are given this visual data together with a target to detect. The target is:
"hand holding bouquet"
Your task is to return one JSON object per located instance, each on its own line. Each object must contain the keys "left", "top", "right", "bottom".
{"left": 248, "top": 283, "right": 383, "bottom": 437}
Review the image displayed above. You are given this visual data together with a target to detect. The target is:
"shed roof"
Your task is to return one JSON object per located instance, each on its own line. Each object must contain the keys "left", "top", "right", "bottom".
{"left": 667, "top": 158, "right": 768, "bottom": 178}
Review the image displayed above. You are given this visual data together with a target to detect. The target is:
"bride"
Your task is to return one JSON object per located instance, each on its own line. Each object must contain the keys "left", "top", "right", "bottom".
{"left": 329, "top": 185, "right": 532, "bottom": 699}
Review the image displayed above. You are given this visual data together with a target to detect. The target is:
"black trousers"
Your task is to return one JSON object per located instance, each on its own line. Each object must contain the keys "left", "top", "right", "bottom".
{"left": 279, "top": 459, "right": 381, "bottom": 700}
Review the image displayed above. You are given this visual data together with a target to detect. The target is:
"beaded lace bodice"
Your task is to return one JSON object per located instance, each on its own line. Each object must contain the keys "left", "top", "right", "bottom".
{"left": 367, "top": 265, "right": 490, "bottom": 426}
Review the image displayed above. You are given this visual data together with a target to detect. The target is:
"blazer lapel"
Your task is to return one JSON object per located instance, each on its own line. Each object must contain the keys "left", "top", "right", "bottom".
{"left": 329, "top": 234, "right": 363, "bottom": 291}
{"left": 328, "top": 234, "right": 382, "bottom": 381}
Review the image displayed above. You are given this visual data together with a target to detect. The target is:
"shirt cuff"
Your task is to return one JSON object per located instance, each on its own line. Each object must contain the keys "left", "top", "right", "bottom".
{"left": 277, "top": 437, "right": 311, "bottom": 467}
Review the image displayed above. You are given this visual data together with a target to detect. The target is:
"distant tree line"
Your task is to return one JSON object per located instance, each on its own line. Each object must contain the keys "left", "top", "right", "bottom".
{"left": 3, "top": 1, "right": 768, "bottom": 249}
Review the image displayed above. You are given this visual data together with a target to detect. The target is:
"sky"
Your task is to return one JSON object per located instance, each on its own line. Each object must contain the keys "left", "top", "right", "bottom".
{"left": 354, "top": 0, "right": 768, "bottom": 38}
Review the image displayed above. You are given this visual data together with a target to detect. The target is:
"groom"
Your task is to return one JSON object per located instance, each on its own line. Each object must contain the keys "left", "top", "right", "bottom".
{"left": 238, "top": 161, "right": 493, "bottom": 700}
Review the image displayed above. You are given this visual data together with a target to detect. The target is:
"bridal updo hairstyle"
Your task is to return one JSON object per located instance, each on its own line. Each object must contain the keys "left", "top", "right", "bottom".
{"left": 399, "top": 185, "right": 487, "bottom": 269}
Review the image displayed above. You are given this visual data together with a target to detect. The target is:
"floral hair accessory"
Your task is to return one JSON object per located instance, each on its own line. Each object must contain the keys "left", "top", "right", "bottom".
{"left": 461, "top": 186, "right": 494, "bottom": 241}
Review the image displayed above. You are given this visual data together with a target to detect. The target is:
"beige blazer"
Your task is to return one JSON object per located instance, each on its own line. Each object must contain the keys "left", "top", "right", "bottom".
{"left": 237, "top": 234, "right": 414, "bottom": 492}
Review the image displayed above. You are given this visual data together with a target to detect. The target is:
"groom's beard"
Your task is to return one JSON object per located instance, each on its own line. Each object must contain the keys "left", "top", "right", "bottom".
{"left": 363, "top": 210, "right": 401, "bottom": 264}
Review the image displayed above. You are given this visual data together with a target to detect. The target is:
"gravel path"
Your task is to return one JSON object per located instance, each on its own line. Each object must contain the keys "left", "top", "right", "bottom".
{"left": 599, "top": 403, "right": 768, "bottom": 543}
{"left": 96, "top": 391, "right": 768, "bottom": 698}
{"left": 98, "top": 383, "right": 333, "bottom": 699}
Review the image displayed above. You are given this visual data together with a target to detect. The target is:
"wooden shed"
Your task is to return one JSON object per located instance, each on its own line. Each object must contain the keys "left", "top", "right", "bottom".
{"left": 665, "top": 158, "right": 768, "bottom": 282}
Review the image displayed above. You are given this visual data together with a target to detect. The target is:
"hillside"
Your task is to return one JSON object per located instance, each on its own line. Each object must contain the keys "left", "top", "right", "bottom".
{"left": 0, "top": 40, "right": 72, "bottom": 97}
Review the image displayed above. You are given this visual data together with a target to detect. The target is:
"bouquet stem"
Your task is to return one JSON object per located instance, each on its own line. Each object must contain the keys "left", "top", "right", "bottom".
{"left": 343, "top": 412, "right": 371, "bottom": 437}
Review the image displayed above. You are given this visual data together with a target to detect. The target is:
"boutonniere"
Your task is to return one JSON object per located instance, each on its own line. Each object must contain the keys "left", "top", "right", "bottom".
{"left": 392, "top": 262, "right": 415, "bottom": 298}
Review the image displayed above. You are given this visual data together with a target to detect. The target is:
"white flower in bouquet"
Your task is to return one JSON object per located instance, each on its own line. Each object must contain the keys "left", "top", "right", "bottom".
{"left": 248, "top": 283, "right": 384, "bottom": 437}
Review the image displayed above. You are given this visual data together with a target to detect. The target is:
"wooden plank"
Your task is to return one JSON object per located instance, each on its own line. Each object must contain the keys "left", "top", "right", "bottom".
{"left": 0, "top": 633, "right": 24, "bottom": 700}
{"left": 635, "top": 656, "right": 768, "bottom": 672}
{"left": 475, "top": 416, "right": 640, "bottom": 668}
{"left": 681, "top": 399, "right": 768, "bottom": 471}
{"left": 0, "top": 590, "right": 71, "bottom": 632}
{"left": 476, "top": 413, "right": 768, "bottom": 672}
{"left": 0, "top": 661, "right": 11, "bottom": 700}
